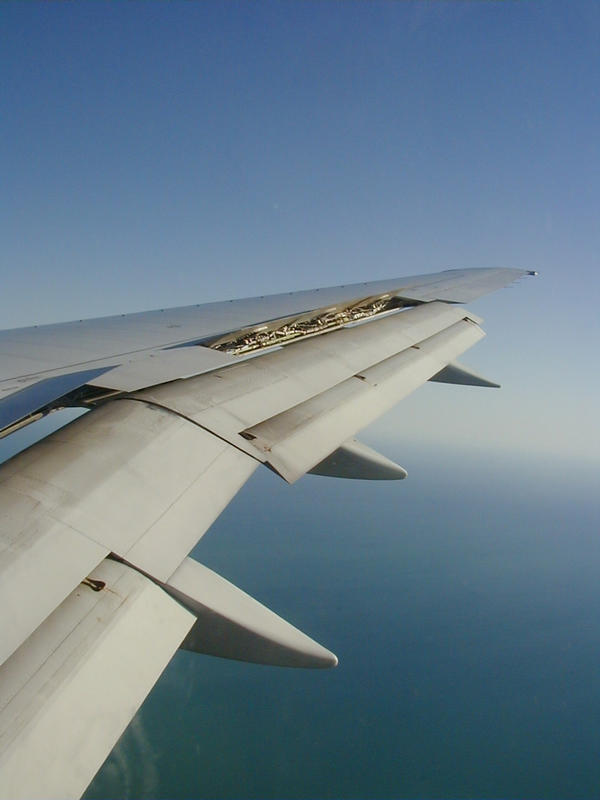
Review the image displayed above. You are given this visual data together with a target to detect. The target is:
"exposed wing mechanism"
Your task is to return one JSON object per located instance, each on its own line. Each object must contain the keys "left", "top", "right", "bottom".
{"left": 0, "top": 268, "right": 535, "bottom": 798}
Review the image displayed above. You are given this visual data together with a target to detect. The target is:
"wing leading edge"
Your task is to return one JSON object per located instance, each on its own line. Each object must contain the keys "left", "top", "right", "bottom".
{"left": 0, "top": 268, "right": 535, "bottom": 798}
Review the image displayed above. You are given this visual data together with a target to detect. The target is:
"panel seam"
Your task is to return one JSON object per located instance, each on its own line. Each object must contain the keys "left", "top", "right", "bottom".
{"left": 108, "top": 396, "right": 265, "bottom": 465}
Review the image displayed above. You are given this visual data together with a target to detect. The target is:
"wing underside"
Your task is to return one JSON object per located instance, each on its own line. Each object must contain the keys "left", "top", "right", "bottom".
{"left": 0, "top": 268, "right": 534, "bottom": 798}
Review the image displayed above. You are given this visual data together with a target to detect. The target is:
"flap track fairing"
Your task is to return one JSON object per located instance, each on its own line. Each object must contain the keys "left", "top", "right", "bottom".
{"left": 162, "top": 557, "right": 337, "bottom": 669}
{"left": 309, "top": 438, "right": 407, "bottom": 480}
{"left": 429, "top": 361, "right": 500, "bottom": 388}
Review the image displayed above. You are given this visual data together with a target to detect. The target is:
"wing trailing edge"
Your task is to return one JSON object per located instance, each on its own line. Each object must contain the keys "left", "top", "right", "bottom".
{"left": 0, "top": 559, "right": 194, "bottom": 800}
{"left": 243, "top": 318, "right": 484, "bottom": 482}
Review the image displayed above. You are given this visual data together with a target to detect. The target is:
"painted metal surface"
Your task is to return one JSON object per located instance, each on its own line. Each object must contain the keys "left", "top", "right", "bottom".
{"left": 0, "top": 397, "right": 258, "bottom": 664}
{"left": 0, "top": 268, "right": 529, "bottom": 395}
{"left": 245, "top": 320, "right": 485, "bottom": 482}
{"left": 164, "top": 557, "right": 337, "bottom": 668}
{"left": 429, "top": 360, "right": 500, "bottom": 388}
{"left": 0, "top": 558, "right": 194, "bottom": 800}
{"left": 0, "top": 502, "right": 108, "bottom": 667}
{"left": 0, "top": 299, "right": 472, "bottom": 667}
{"left": 0, "top": 298, "right": 480, "bottom": 670}
{"left": 0, "top": 367, "right": 113, "bottom": 433}
{"left": 308, "top": 438, "right": 408, "bottom": 480}
{"left": 0, "top": 269, "right": 532, "bottom": 436}
{"left": 132, "top": 301, "right": 473, "bottom": 450}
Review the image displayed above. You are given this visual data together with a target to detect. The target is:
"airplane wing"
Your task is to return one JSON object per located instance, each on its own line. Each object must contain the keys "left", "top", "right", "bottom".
{"left": 0, "top": 267, "right": 535, "bottom": 798}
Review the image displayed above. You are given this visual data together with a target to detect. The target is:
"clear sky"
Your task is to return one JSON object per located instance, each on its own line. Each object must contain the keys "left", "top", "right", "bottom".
{"left": 1, "top": 1, "right": 599, "bottom": 463}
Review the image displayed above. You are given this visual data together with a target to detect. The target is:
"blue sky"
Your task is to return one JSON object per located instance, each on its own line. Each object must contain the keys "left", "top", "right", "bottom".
{"left": 1, "top": 1, "right": 598, "bottom": 463}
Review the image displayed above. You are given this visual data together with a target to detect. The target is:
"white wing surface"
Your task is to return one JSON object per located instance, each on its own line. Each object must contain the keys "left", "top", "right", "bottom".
{"left": 0, "top": 268, "right": 531, "bottom": 434}
{"left": 0, "top": 268, "right": 535, "bottom": 798}
{"left": 0, "top": 560, "right": 194, "bottom": 800}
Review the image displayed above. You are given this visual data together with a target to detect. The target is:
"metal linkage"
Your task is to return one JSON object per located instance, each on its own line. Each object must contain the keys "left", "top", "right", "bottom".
{"left": 210, "top": 293, "right": 405, "bottom": 356}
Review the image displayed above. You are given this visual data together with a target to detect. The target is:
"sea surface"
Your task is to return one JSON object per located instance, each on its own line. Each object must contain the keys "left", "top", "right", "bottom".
{"left": 47, "top": 435, "right": 600, "bottom": 798}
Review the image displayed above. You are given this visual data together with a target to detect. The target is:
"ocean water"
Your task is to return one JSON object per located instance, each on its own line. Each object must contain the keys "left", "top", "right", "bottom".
{"left": 78, "top": 438, "right": 600, "bottom": 799}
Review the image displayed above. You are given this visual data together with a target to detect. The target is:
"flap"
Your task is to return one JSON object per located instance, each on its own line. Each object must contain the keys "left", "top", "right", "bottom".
{"left": 0, "top": 558, "right": 194, "bottom": 800}
{"left": 133, "top": 301, "right": 471, "bottom": 447}
{"left": 245, "top": 320, "right": 484, "bottom": 482}
{"left": 0, "top": 398, "right": 259, "bottom": 664}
